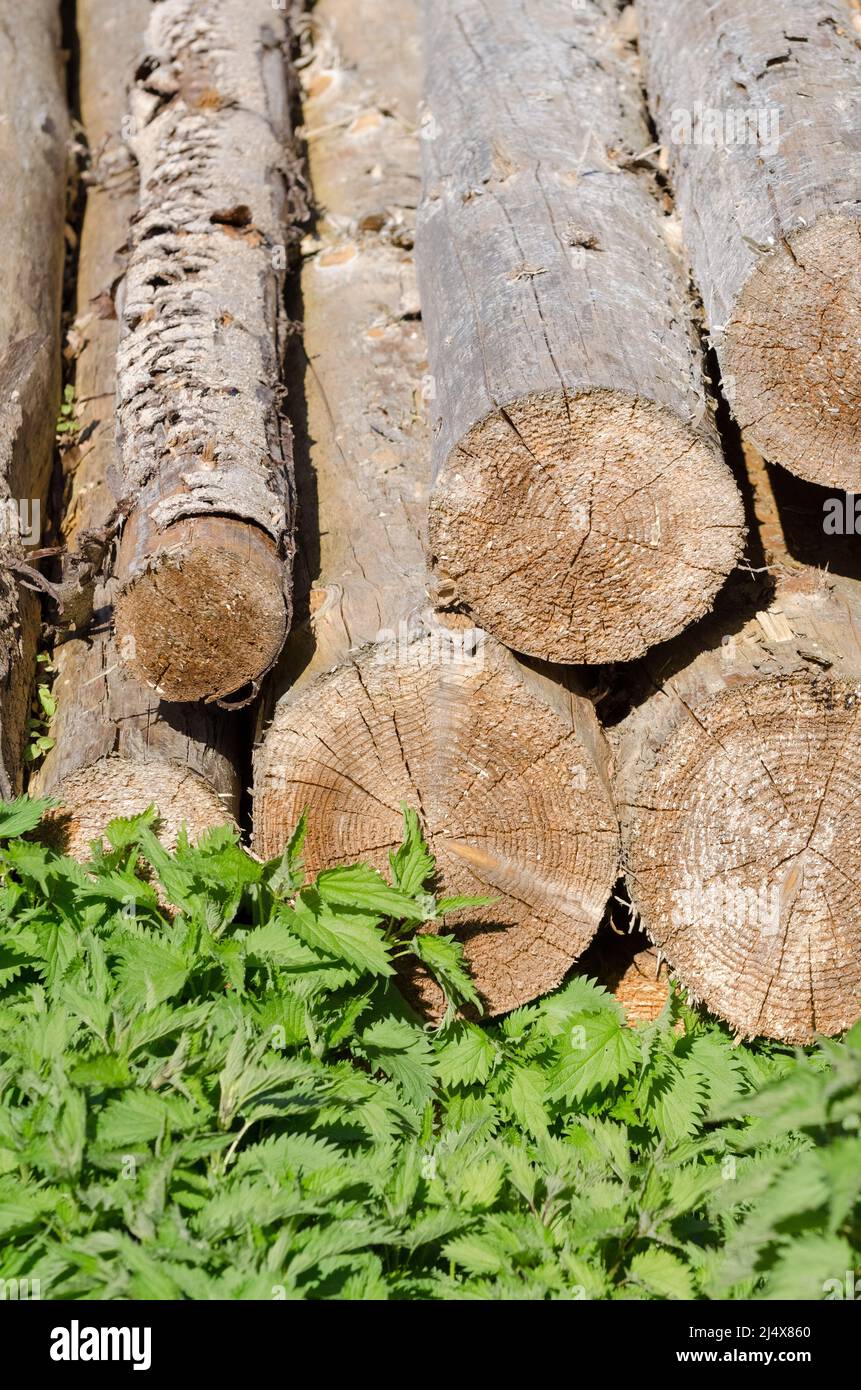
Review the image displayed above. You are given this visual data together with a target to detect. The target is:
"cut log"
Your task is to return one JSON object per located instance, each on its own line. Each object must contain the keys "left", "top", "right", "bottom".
{"left": 579, "top": 929, "right": 671, "bottom": 1024}
{"left": 0, "top": 2, "right": 68, "bottom": 796}
{"left": 636, "top": 0, "right": 861, "bottom": 489}
{"left": 614, "top": 446, "right": 861, "bottom": 1042}
{"left": 113, "top": 0, "right": 309, "bottom": 706}
{"left": 252, "top": 0, "right": 619, "bottom": 1018}
{"left": 30, "top": 0, "right": 241, "bottom": 857}
{"left": 417, "top": 0, "right": 745, "bottom": 665}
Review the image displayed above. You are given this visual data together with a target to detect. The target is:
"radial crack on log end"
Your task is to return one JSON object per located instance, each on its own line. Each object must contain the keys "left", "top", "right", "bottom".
{"left": 254, "top": 632, "right": 619, "bottom": 1018}
{"left": 727, "top": 214, "right": 861, "bottom": 489}
{"left": 39, "top": 757, "right": 234, "bottom": 860}
{"left": 621, "top": 672, "right": 861, "bottom": 1044}
{"left": 429, "top": 390, "right": 745, "bottom": 665}
{"left": 116, "top": 514, "right": 288, "bottom": 703}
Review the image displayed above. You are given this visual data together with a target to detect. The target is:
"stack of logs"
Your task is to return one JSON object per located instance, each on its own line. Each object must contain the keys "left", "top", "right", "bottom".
{"left": 2, "top": 0, "right": 859, "bottom": 1043}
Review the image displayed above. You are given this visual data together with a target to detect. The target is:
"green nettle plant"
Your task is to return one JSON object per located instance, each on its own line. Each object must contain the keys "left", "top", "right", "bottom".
{"left": 0, "top": 797, "right": 859, "bottom": 1301}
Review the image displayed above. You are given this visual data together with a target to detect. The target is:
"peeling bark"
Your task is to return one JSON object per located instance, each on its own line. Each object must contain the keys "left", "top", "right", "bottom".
{"left": 113, "top": 0, "right": 309, "bottom": 705}
{"left": 637, "top": 0, "right": 861, "bottom": 488}
{"left": 0, "top": 1, "right": 68, "bottom": 796}
{"left": 252, "top": 0, "right": 619, "bottom": 1018}
{"left": 614, "top": 448, "right": 861, "bottom": 1042}
{"left": 417, "top": 0, "right": 744, "bottom": 665}
{"left": 31, "top": 0, "right": 241, "bottom": 855}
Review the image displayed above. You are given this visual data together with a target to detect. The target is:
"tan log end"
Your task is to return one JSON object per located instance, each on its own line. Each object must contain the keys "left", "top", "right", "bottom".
{"left": 622, "top": 672, "right": 861, "bottom": 1043}
{"left": 726, "top": 214, "right": 861, "bottom": 490}
{"left": 428, "top": 390, "right": 744, "bottom": 665}
{"left": 116, "top": 514, "right": 288, "bottom": 704}
{"left": 39, "top": 756, "right": 236, "bottom": 860}
{"left": 254, "top": 633, "right": 619, "bottom": 1017}
{"left": 579, "top": 930, "right": 672, "bottom": 1025}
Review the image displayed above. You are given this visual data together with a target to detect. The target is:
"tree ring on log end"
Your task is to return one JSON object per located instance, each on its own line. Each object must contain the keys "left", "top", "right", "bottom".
{"left": 726, "top": 214, "right": 861, "bottom": 490}
{"left": 38, "top": 757, "right": 235, "bottom": 861}
{"left": 428, "top": 389, "right": 744, "bottom": 665}
{"left": 116, "top": 514, "right": 288, "bottom": 704}
{"left": 623, "top": 672, "right": 861, "bottom": 1043}
{"left": 254, "top": 634, "right": 619, "bottom": 1018}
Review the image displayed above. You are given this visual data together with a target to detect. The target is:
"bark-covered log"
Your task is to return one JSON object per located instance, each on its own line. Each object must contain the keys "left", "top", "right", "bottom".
{"left": 253, "top": 0, "right": 619, "bottom": 1018}
{"left": 113, "top": 0, "right": 308, "bottom": 706}
{"left": 0, "top": 2, "right": 68, "bottom": 796}
{"left": 637, "top": 0, "right": 861, "bottom": 489}
{"left": 614, "top": 446, "right": 861, "bottom": 1042}
{"left": 417, "top": 0, "right": 744, "bottom": 666}
{"left": 31, "top": 0, "right": 241, "bottom": 856}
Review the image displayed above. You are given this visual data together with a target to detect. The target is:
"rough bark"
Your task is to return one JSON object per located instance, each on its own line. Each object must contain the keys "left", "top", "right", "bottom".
{"left": 0, "top": 2, "right": 68, "bottom": 796}
{"left": 614, "top": 446, "right": 861, "bottom": 1042}
{"left": 417, "top": 0, "right": 744, "bottom": 666}
{"left": 30, "top": 0, "right": 241, "bottom": 857}
{"left": 113, "top": 0, "right": 308, "bottom": 706}
{"left": 637, "top": 0, "right": 861, "bottom": 489}
{"left": 253, "top": 0, "right": 619, "bottom": 1018}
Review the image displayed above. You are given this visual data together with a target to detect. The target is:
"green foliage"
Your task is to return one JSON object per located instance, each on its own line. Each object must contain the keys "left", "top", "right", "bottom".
{"left": 0, "top": 801, "right": 859, "bottom": 1301}
{"left": 55, "top": 384, "right": 79, "bottom": 438}
{"left": 25, "top": 654, "right": 57, "bottom": 765}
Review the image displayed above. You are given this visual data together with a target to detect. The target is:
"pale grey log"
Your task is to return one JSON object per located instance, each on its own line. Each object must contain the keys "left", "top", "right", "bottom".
{"left": 417, "top": 0, "right": 744, "bottom": 665}
{"left": 637, "top": 0, "right": 861, "bottom": 488}
{"left": 0, "top": 1, "right": 68, "bottom": 796}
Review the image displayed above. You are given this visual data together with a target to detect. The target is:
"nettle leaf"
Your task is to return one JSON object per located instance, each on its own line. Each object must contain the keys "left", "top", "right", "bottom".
{"left": 315, "top": 864, "right": 424, "bottom": 922}
{"left": 505, "top": 1066, "right": 550, "bottom": 1138}
{"left": 549, "top": 1010, "right": 641, "bottom": 1104}
{"left": 266, "top": 811, "right": 309, "bottom": 898}
{"left": 541, "top": 975, "right": 624, "bottom": 1035}
{"left": 412, "top": 932, "right": 481, "bottom": 1019}
{"left": 645, "top": 1055, "right": 708, "bottom": 1145}
{"left": 764, "top": 1232, "right": 857, "bottom": 1301}
{"left": 389, "top": 807, "right": 434, "bottom": 897}
{"left": 290, "top": 892, "right": 394, "bottom": 978}
{"left": 627, "top": 1249, "right": 694, "bottom": 1300}
{"left": 69, "top": 1054, "right": 132, "bottom": 1089}
{"left": 443, "top": 1230, "right": 510, "bottom": 1277}
{"left": 113, "top": 935, "right": 190, "bottom": 1008}
{"left": 360, "top": 1017, "right": 437, "bottom": 1111}
{"left": 96, "top": 1090, "right": 202, "bottom": 1150}
{"left": 436, "top": 1024, "right": 496, "bottom": 1088}
{"left": 102, "top": 806, "right": 160, "bottom": 851}
{"left": 0, "top": 796, "right": 56, "bottom": 839}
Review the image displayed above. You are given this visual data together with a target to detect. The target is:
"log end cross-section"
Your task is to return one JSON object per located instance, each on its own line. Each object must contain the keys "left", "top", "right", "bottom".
{"left": 725, "top": 213, "right": 861, "bottom": 490}
{"left": 429, "top": 389, "right": 744, "bottom": 666}
{"left": 616, "top": 572, "right": 861, "bottom": 1043}
{"left": 255, "top": 631, "right": 619, "bottom": 1018}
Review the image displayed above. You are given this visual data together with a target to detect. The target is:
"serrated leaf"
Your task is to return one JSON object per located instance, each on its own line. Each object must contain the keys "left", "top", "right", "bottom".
{"left": 360, "top": 1017, "right": 436, "bottom": 1111}
{"left": 389, "top": 807, "right": 434, "bottom": 896}
{"left": 0, "top": 796, "right": 56, "bottom": 839}
{"left": 548, "top": 1010, "right": 641, "bottom": 1103}
{"left": 628, "top": 1249, "right": 694, "bottom": 1300}
{"left": 315, "top": 864, "right": 424, "bottom": 921}
{"left": 436, "top": 1024, "right": 495, "bottom": 1088}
